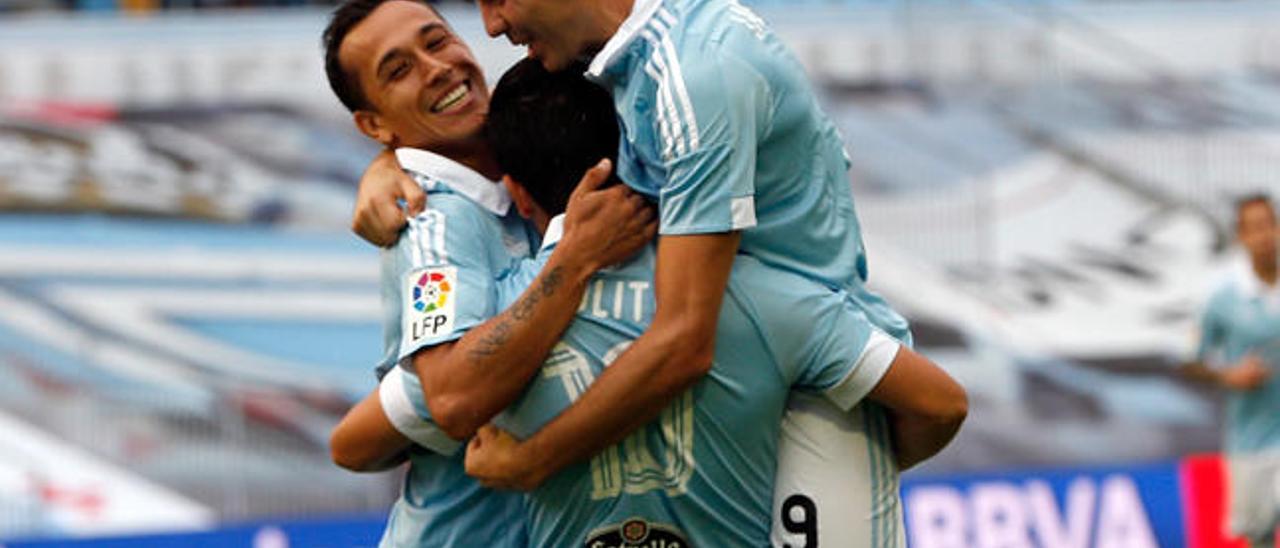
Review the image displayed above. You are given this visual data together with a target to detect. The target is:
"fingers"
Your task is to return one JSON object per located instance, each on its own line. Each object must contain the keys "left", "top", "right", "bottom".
{"left": 402, "top": 173, "right": 427, "bottom": 216}
{"left": 570, "top": 158, "right": 614, "bottom": 199}
{"left": 367, "top": 201, "right": 407, "bottom": 247}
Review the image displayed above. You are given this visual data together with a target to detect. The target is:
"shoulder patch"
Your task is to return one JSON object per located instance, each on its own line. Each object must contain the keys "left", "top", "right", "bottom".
{"left": 402, "top": 266, "right": 458, "bottom": 344}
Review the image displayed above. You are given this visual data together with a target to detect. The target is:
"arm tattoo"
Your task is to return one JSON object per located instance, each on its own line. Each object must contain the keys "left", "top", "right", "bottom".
{"left": 468, "top": 266, "right": 566, "bottom": 362}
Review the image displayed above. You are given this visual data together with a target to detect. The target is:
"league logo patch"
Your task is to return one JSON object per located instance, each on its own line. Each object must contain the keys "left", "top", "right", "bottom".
{"left": 583, "top": 517, "right": 690, "bottom": 548}
{"left": 403, "top": 266, "right": 456, "bottom": 343}
{"left": 412, "top": 270, "right": 451, "bottom": 312}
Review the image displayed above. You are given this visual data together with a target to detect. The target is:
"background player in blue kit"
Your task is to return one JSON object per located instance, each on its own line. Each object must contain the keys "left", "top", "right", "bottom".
{"left": 318, "top": 1, "right": 654, "bottom": 544}
{"left": 1182, "top": 194, "right": 1280, "bottom": 546}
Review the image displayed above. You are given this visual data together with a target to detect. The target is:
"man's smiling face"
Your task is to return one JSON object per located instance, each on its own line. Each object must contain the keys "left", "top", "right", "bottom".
{"left": 341, "top": 0, "right": 490, "bottom": 151}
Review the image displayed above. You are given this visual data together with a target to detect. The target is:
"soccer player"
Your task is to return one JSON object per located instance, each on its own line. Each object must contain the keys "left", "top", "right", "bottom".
{"left": 1182, "top": 193, "right": 1280, "bottom": 546}
{"left": 466, "top": 0, "right": 962, "bottom": 540}
{"left": 481, "top": 58, "right": 901, "bottom": 546}
{"left": 319, "top": 1, "right": 654, "bottom": 545}
{"left": 381, "top": 58, "right": 957, "bottom": 547}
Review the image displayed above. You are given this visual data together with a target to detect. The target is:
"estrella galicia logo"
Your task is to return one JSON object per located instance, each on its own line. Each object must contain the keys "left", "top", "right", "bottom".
{"left": 584, "top": 517, "right": 691, "bottom": 548}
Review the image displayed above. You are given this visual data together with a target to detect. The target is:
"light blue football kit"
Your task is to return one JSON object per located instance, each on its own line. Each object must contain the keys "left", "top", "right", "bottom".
{"left": 483, "top": 215, "right": 895, "bottom": 547}
{"left": 371, "top": 148, "right": 535, "bottom": 548}
{"left": 586, "top": 0, "right": 910, "bottom": 544}
{"left": 585, "top": 0, "right": 908, "bottom": 344}
{"left": 1197, "top": 259, "right": 1280, "bottom": 540}
{"left": 1198, "top": 260, "right": 1280, "bottom": 455}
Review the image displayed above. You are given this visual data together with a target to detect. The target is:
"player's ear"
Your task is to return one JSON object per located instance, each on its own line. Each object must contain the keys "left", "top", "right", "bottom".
{"left": 353, "top": 109, "right": 396, "bottom": 147}
{"left": 502, "top": 175, "right": 538, "bottom": 220}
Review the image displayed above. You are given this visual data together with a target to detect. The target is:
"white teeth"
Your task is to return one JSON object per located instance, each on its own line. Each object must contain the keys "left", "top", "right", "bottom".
{"left": 433, "top": 83, "right": 468, "bottom": 113}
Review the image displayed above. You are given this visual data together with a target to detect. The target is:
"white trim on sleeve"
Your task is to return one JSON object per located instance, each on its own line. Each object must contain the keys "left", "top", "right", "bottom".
{"left": 824, "top": 330, "right": 900, "bottom": 411}
{"left": 731, "top": 196, "right": 757, "bottom": 230}
{"left": 379, "top": 367, "right": 463, "bottom": 456}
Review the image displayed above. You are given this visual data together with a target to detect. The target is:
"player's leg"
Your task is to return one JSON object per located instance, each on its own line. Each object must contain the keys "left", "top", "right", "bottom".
{"left": 1227, "top": 450, "right": 1280, "bottom": 547}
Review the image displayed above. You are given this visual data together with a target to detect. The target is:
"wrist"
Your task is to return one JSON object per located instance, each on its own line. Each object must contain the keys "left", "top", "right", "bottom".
{"left": 547, "top": 240, "right": 600, "bottom": 286}
{"left": 519, "top": 435, "right": 556, "bottom": 488}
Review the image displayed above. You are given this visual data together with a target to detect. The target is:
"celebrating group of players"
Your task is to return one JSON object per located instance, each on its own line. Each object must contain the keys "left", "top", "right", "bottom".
{"left": 320, "top": 0, "right": 968, "bottom": 545}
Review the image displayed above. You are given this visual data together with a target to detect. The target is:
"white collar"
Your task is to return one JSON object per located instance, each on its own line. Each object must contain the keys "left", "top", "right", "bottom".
{"left": 586, "top": 0, "right": 663, "bottom": 79}
{"left": 1231, "top": 252, "right": 1280, "bottom": 299}
{"left": 395, "top": 147, "right": 511, "bottom": 215}
{"left": 539, "top": 214, "right": 567, "bottom": 253}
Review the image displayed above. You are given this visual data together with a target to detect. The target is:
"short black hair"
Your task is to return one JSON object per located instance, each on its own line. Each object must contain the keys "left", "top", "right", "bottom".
{"left": 322, "top": 0, "right": 438, "bottom": 113}
{"left": 1236, "top": 192, "right": 1276, "bottom": 229}
{"left": 486, "top": 58, "right": 620, "bottom": 217}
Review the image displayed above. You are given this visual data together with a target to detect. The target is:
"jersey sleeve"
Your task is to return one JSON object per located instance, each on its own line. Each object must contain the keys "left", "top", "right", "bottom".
{"left": 653, "top": 52, "right": 768, "bottom": 235}
{"left": 1196, "top": 288, "right": 1230, "bottom": 366}
{"left": 791, "top": 297, "right": 900, "bottom": 412}
{"left": 389, "top": 197, "right": 500, "bottom": 362}
{"left": 378, "top": 366, "right": 463, "bottom": 456}
{"left": 727, "top": 258, "right": 898, "bottom": 411}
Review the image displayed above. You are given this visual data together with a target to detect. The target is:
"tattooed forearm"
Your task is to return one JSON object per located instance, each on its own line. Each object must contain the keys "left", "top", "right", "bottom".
{"left": 469, "top": 318, "right": 512, "bottom": 360}
{"left": 467, "top": 266, "right": 566, "bottom": 362}
{"left": 512, "top": 266, "right": 564, "bottom": 321}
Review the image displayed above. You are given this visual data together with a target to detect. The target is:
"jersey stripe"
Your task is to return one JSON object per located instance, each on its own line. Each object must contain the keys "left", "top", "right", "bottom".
{"left": 406, "top": 221, "right": 426, "bottom": 267}
{"left": 862, "top": 406, "right": 881, "bottom": 548}
{"left": 653, "top": 12, "right": 700, "bottom": 152}
{"left": 639, "top": 28, "right": 688, "bottom": 159}
{"left": 642, "top": 13, "right": 700, "bottom": 159}
{"left": 429, "top": 210, "right": 448, "bottom": 264}
{"left": 639, "top": 30, "right": 685, "bottom": 160}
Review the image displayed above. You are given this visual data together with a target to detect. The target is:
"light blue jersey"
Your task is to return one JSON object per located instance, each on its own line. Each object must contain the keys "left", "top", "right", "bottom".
{"left": 585, "top": 0, "right": 910, "bottom": 343}
{"left": 371, "top": 148, "right": 535, "bottom": 548}
{"left": 1198, "top": 259, "right": 1280, "bottom": 454}
{"left": 492, "top": 216, "right": 895, "bottom": 547}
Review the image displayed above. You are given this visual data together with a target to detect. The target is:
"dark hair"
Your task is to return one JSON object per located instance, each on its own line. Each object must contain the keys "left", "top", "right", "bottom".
{"left": 486, "top": 58, "right": 620, "bottom": 217}
{"left": 1236, "top": 192, "right": 1276, "bottom": 229}
{"left": 323, "top": 0, "right": 439, "bottom": 113}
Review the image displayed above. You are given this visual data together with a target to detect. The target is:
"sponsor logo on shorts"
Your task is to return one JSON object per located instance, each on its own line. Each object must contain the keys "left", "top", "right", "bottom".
{"left": 583, "top": 517, "right": 690, "bottom": 548}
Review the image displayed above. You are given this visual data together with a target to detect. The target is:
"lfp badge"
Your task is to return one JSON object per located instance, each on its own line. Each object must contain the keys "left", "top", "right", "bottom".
{"left": 403, "top": 266, "right": 457, "bottom": 344}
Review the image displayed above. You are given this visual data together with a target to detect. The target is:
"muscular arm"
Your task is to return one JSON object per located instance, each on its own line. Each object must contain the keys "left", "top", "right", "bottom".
{"left": 865, "top": 347, "right": 968, "bottom": 470}
{"left": 414, "top": 254, "right": 594, "bottom": 440}
{"left": 468, "top": 232, "right": 740, "bottom": 489}
{"left": 416, "top": 164, "right": 655, "bottom": 441}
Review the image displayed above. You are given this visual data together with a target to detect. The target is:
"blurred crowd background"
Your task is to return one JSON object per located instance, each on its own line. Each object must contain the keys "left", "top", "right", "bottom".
{"left": 0, "top": 0, "right": 1276, "bottom": 545}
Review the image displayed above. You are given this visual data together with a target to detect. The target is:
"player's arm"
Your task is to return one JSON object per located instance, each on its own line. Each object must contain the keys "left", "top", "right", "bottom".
{"left": 1178, "top": 291, "right": 1270, "bottom": 390}
{"left": 1181, "top": 357, "right": 1270, "bottom": 390}
{"left": 467, "top": 231, "right": 739, "bottom": 490}
{"left": 864, "top": 348, "right": 968, "bottom": 470}
{"left": 352, "top": 149, "right": 426, "bottom": 247}
{"left": 413, "top": 162, "right": 655, "bottom": 441}
{"left": 466, "top": 53, "right": 766, "bottom": 491}
{"left": 330, "top": 385, "right": 411, "bottom": 472}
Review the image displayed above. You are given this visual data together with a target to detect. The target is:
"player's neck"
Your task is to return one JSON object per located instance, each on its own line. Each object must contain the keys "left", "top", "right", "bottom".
{"left": 447, "top": 143, "right": 504, "bottom": 183}
{"left": 1253, "top": 254, "right": 1278, "bottom": 287}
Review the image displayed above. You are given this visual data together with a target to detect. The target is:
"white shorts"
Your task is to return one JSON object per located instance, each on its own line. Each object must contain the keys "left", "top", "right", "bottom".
{"left": 1227, "top": 449, "right": 1280, "bottom": 543}
{"left": 771, "top": 393, "right": 904, "bottom": 548}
